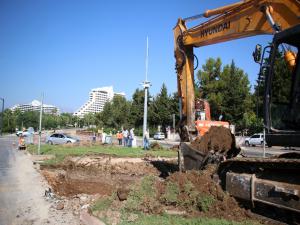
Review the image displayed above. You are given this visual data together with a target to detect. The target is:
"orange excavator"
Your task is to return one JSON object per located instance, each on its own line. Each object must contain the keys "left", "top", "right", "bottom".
{"left": 174, "top": 0, "right": 300, "bottom": 217}
{"left": 195, "top": 98, "right": 229, "bottom": 136}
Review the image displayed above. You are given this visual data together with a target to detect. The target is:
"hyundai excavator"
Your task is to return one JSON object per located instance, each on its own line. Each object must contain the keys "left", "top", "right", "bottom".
{"left": 174, "top": 0, "right": 300, "bottom": 216}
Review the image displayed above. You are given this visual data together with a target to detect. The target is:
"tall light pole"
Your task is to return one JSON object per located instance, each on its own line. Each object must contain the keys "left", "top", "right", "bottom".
{"left": 142, "top": 37, "right": 151, "bottom": 143}
{"left": 0, "top": 98, "right": 4, "bottom": 136}
{"left": 38, "top": 93, "right": 44, "bottom": 155}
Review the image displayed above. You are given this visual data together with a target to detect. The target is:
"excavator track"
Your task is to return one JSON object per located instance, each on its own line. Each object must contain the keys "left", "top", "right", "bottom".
{"left": 217, "top": 156, "right": 300, "bottom": 214}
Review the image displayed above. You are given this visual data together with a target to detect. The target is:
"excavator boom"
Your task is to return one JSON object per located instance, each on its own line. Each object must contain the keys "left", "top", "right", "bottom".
{"left": 174, "top": 0, "right": 300, "bottom": 139}
{"left": 174, "top": 0, "right": 300, "bottom": 217}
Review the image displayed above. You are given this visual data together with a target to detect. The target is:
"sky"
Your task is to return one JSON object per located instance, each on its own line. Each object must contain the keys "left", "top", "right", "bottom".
{"left": 0, "top": 0, "right": 272, "bottom": 112}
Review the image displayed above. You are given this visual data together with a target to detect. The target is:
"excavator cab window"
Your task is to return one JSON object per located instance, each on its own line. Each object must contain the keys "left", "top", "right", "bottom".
{"left": 269, "top": 42, "right": 299, "bottom": 131}
{"left": 253, "top": 44, "right": 262, "bottom": 63}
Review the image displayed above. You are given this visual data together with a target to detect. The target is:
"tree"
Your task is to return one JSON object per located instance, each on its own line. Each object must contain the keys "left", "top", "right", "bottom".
{"left": 196, "top": 58, "right": 224, "bottom": 119}
{"left": 196, "top": 58, "right": 253, "bottom": 130}
{"left": 2, "top": 109, "right": 16, "bottom": 132}
{"left": 100, "top": 95, "right": 131, "bottom": 129}
{"left": 83, "top": 113, "right": 96, "bottom": 127}
{"left": 148, "top": 84, "right": 178, "bottom": 132}
{"left": 220, "top": 60, "right": 252, "bottom": 126}
{"left": 129, "top": 88, "right": 146, "bottom": 128}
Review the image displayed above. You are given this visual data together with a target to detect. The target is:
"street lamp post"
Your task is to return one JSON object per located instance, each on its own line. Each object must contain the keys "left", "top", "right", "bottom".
{"left": 142, "top": 37, "right": 151, "bottom": 146}
{"left": 0, "top": 98, "right": 4, "bottom": 136}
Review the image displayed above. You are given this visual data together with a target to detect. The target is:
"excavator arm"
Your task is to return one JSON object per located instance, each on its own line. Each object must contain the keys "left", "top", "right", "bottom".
{"left": 174, "top": 0, "right": 300, "bottom": 141}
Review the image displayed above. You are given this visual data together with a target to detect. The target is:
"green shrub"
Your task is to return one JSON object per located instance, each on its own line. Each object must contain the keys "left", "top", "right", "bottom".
{"left": 197, "top": 195, "right": 215, "bottom": 212}
{"left": 160, "top": 181, "right": 180, "bottom": 205}
{"left": 125, "top": 176, "right": 159, "bottom": 213}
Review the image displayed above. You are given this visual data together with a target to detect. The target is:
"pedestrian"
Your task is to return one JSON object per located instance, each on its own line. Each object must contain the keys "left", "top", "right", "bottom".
{"left": 128, "top": 128, "right": 135, "bottom": 147}
{"left": 122, "top": 128, "right": 128, "bottom": 147}
{"left": 143, "top": 130, "right": 150, "bottom": 150}
{"left": 117, "top": 131, "right": 123, "bottom": 145}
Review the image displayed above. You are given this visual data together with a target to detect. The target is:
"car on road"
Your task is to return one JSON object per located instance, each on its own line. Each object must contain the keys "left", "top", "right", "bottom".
{"left": 46, "top": 133, "right": 79, "bottom": 145}
{"left": 153, "top": 132, "right": 165, "bottom": 140}
{"left": 244, "top": 133, "right": 265, "bottom": 146}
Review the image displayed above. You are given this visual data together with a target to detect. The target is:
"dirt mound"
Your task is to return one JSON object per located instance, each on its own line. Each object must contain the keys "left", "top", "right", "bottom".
{"left": 191, "top": 126, "right": 239, "bottom": 157}
{"left": 161, "top": 165, "right": 252, "bottom": 221}
{"left": 91, "top": 165, "right": 261, "bottom": 223}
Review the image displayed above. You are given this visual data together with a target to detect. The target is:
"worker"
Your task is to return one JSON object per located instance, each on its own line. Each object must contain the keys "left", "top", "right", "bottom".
{"left": 18, "top": 135, "right": 25, "bottom": 150}
{"left": 117, "top": 131, "right": 123, "bottom": 145}
{"left": 122, "top": 128, "right": 128, "bottom": 147}
{"left": 143, "top": 130, "right": 150, "bottom": 150}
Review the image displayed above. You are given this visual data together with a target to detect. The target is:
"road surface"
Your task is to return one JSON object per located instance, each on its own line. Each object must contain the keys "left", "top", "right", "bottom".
{"left": 0, "top": 135, "right": 79, "bottom": 225}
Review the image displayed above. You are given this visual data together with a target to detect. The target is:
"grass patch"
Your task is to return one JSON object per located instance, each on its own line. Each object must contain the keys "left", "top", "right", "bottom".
{"left": 120, "top": 214, "right": 255, "bottom": 225}
{"left": 91, "top": 194, "right": 115, "bottom": 212}
{"left": 125, "top": 176, "right": 161, "bottom": 213}
{"left": 160, "top": 181, "right": 180, "bottom": 205}
{"left": 26, "top": 144, "right": 177, "bottom": 165}
{"left": 198, "top": 195, "right": 215, "bottom": 212}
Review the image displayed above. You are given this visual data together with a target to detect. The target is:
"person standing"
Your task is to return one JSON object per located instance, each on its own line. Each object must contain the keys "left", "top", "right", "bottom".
{"left": 117, "top": 131, "right": 123, "bottom": 145}
{"left": 122, "top": 128, "right": 128, "bottom": 147}
{"left": 129, "top": 128, "right": 135, "bottom": 147}
{"left": 143, "top": 130, "right": 150, "bottom": 150}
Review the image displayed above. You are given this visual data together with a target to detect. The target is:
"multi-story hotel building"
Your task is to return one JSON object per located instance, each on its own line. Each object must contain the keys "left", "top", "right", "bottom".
{"left": 73, "top": 86, "right": 125, "bottom": 118}
{"left": 11, "top": 100, "right": 60, "bottom": 115}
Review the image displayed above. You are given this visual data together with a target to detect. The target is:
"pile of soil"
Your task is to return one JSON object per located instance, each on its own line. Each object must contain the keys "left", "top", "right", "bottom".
{"left": 191, "top": 126, "right": 239, "bottom": 157}
{"left": 159, "top": 165, "right": 253, "bottom": 221}
{"left": 91, "top": 165, "right": 262, "bottom": 223}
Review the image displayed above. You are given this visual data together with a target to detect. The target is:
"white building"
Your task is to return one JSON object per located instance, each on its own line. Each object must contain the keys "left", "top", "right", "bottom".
{"left": 11, "top": 100, "right": 60, "bottom": 115}
{"left": 74, "top": 86, "right": 125, "bottom": 118}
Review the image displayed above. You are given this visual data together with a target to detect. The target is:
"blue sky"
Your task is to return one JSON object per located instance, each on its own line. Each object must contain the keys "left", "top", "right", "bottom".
{"left": 0, "top": 0, "right": 272, "bottom": 112}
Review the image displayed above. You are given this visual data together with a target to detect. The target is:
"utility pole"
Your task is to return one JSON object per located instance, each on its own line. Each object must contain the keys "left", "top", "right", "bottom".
{"left": 38, "top": 93, "right": 44, "bottom": 155}
{"left": 172, "top": 114, "right": 175, "bottom": 130}
{"left": 142, "top": 37, "right": 151, "bottom": 143}
{"left": 0, "top": 98, "right": 4, "bottom": 136}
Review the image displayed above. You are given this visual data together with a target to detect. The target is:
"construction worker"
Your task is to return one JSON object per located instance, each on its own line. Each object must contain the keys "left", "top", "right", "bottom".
{"left": 117, "top": 131, "right": 123, "bottom": 145}
{"left": 18, "top": 135, "right": 25, "bottom": 150}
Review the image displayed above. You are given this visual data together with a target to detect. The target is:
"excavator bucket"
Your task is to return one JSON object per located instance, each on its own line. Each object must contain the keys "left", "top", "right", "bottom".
{"left": 178, "top": 126, "right": 240, "bottom": 171}
{"left": 179, "top": 142, "right": 208, "bottom": 171}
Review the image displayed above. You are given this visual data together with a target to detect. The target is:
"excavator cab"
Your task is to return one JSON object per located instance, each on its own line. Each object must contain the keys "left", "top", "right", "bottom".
{"left": 257, "top": 24, "right": 300, "bottom": 147}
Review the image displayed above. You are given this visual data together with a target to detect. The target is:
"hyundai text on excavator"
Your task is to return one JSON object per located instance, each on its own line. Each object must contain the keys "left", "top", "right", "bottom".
{"left": 174, "top": 0, "right": 300, "bottom": 215}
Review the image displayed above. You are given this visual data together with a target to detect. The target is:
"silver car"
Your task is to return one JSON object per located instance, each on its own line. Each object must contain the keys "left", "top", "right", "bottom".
{"left": 153, "top": 132, "right": 165, "bottom": 140}
{"left": 244, "top": 133, "right": 265, "bottom": 146}
{"left": 46, "top": 133, "right": 79, "bottom": 145}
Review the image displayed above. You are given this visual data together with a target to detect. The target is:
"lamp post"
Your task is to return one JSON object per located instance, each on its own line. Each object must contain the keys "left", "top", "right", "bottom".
{"left": 0, "top": 98, "right": 4, "bottom": 136}
{"left": 142, "top": 37, "right": 151, "bottom": 145}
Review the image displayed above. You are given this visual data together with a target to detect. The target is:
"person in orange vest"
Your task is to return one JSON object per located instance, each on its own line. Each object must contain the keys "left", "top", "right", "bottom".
{"left": 117, "top": 131, "right": 123, "bottom": 145}
{"left": 18, "top": 135, "right": 25, "bottom": 150}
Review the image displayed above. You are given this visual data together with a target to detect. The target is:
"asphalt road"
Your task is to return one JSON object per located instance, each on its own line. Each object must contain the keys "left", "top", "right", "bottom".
{"left": 0, "top": 135, "right": 78, "bottom": 225}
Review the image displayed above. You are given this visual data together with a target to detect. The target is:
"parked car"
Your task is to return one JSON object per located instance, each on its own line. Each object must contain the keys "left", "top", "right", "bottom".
{"left": 244, "top": 133, "right": 265, "bottom": 146}
{"left": 153, "top": 132, "right": 165, "bottom": 140}
{"left": 46, "top": 133, "right": 79, "bottom": 145}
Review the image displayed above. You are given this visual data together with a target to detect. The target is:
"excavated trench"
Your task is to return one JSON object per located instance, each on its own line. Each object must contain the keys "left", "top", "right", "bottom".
{"left": 41, "top": 155, "right": 176, "bottom": 196}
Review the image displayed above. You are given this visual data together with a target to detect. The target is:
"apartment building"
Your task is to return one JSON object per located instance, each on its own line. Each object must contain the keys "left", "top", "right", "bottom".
{"left": 11, "top": 100, "right": 60, "bottom": 115}
{"left": 74, "top": 86, "right": 125, "bottom": 118}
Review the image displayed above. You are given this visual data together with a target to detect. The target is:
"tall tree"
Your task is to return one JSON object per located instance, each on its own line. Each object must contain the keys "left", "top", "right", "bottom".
{"left": 129, "top": 88, "right": 146, "bottom": 128}
{"left": 220, "top": 60, "right": 252, "bottom": 126}
{"left": 196, "top": 58, "right": 253, "bottom": 129}
{"left": 100, "top": 95, "right": 131, "bottom": 129}
{"left": 196, "top": 57, "right": 223, "bottom": 119}
{"left": 148, "top": 84, "right": 177, "bottom": 131}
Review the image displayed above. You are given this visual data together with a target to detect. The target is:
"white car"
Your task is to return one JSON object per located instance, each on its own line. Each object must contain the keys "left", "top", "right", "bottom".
{"left": 46, "top": 133, "right": 79, "bottom": 145}
{"left": 16, "top": 127, "right": 34, "bottom": 137}
{"left": 245, "top": 133, "right": 265, "bottom": 146}
{"left": 153, "top": 132, "right": 165, "bottom": 140}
